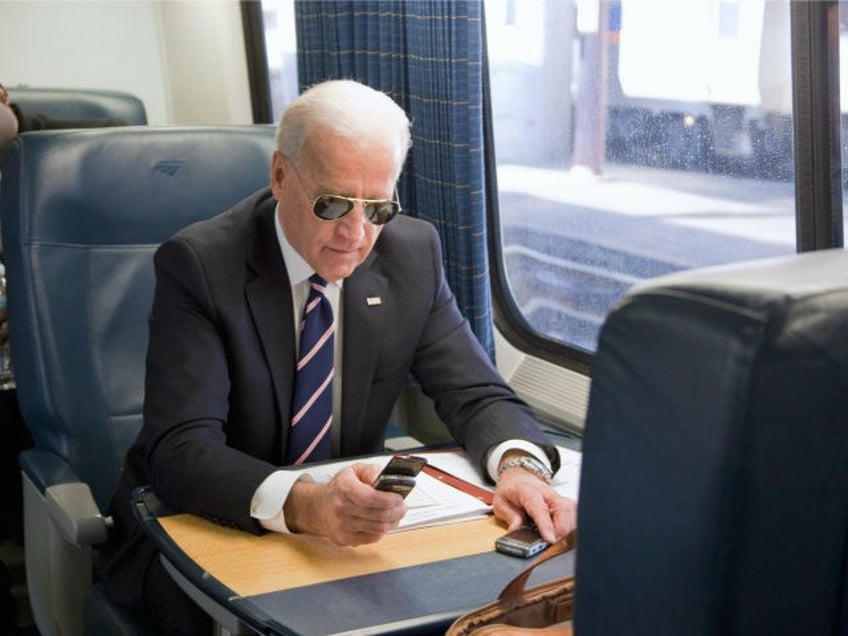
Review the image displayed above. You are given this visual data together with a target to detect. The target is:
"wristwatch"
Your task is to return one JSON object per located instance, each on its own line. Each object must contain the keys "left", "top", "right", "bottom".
{"left": 497, "top": 455, "right": 553, "bottom": 484}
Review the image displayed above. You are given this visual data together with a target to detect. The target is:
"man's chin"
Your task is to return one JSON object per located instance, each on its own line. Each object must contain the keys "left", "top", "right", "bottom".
{"left": 320, "top": 261, "right": 360, "bottom": 282}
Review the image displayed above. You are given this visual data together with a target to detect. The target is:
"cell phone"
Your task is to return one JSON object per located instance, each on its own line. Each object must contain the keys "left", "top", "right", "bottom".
{"left": 494, "top": 525, "right": 549, "bottom": 558}
{"left": 372, "top": 455, "right": 427, "bottom": 498}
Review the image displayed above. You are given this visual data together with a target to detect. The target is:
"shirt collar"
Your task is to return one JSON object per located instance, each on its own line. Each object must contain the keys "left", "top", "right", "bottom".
{"left": 274, "top": 202, "right": 342, "bottom": 289}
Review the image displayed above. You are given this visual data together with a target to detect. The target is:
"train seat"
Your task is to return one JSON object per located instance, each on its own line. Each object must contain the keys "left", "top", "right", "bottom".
{"left": 574, "top": 248, "right": 848, "bottom": 635}
{"left": 6, "top": 85, "right": 148, "bottom": 126}
{"left": 0, "top": 125, "right": 276, "bottom": 636}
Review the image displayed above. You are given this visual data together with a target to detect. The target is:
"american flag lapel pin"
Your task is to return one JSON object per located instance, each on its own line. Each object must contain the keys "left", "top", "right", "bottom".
{"left": 366, "top": 296, "right": 382, "bottom": 306}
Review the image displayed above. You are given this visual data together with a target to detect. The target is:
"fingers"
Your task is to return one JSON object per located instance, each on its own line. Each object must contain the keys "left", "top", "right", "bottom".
{"left": 550, "top": 495, "right": 577, "bottom": 539}
{"left": 492, "top": 491, "right": 527, "bottom": 532}
{"left": 316, "top": 464, "right": 409, "bottom": 546}
{"left": 492, "top": 469, "right": 577, "bottom": 544}
{"left": 523, "top": 494, "right": 576, "bottom": 544}
{"left": 349, "top": 460, "right": 384, "bottom": 487}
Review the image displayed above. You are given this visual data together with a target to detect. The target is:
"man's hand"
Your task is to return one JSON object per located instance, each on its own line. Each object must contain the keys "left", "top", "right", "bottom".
{"left": 0, "top": 84, "right": 19, "bottom": 150}
{"left": 283, "top": 462, "right": 409, "bottom": 546}
{"left": 493, "top": 460, "right": 577, "bottom": 545}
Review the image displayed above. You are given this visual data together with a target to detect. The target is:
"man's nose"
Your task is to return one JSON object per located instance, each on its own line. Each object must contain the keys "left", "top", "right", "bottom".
{"left": 336, "top": 202, "right": 368, "bottom": 239}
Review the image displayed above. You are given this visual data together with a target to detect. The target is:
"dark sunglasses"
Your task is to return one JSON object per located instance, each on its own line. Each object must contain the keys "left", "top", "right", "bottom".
{"left": 289, "top": 160, "right": 401, "bottom": 225}
{"left": 311, "top": 191, "right": 401, "bottom": 225}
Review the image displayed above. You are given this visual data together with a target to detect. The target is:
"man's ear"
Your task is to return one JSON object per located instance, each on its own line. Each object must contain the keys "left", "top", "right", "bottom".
{"left": 270, "top": 150, "right": 286, "bottom": 199}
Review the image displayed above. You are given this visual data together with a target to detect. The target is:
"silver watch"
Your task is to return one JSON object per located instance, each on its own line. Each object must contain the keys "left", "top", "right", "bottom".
{"left": 497, "top": 455, "right": 553, "bottom": 484}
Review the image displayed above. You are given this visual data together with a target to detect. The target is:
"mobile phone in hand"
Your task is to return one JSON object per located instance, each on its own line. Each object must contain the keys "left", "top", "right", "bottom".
{"left": 372, "top": 455, "right": 427, "bottom": 498}
{"left": 495, "top": 525, "right": 549, "bottom": 558}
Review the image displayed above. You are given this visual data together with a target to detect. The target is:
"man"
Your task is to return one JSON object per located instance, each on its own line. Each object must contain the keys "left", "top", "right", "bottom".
{"left": 102, "top": 79, "right": 576, "bottom": 634}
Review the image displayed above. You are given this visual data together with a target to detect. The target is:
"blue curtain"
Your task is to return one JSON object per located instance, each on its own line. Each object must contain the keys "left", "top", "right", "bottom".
{"left": 294, "top": 0, "right": 494, "bottom": 359}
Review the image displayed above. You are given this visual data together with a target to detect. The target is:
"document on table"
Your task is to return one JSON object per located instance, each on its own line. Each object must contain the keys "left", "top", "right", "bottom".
{"left": 302, "top": 445, "right": 581, "bottom": 531}
{"left": 418, "top": 445, "right": 582, "bottom": 502}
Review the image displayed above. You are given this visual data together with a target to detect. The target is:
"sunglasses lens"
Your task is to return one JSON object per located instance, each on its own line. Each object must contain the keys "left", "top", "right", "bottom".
{"left": 365, "top": 202, "right": 400, "bottom": 225}
{"left": 313, "top": 194, "right": 399, "bottom": 224}
{"left": 313, "top": 195, "right": 354, "bottom": 220}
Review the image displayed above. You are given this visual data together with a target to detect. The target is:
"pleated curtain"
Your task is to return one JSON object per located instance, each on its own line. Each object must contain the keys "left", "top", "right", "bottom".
{"left": 294, "top": 0, "right": 495, "bottom": 359}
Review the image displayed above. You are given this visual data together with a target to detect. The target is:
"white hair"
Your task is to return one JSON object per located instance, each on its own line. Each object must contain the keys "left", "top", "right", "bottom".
{"left": 276, "top": 79, "right": 412, "bottom": 179}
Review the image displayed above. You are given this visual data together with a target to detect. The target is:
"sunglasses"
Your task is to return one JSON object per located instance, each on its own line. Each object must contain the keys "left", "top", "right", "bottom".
{"left": 289, "top": 160, "right": 401, "bottom": 225}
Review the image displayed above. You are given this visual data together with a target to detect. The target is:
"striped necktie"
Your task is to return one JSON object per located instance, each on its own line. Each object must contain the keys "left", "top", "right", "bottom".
{"left": 286, "top": 274, "right": 334, "bottom": 465}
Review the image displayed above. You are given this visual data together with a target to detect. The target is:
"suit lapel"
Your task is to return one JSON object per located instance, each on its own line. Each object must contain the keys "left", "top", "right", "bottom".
{"left": 245, "top": 202, "right": 296, "bottom": 461}
{"left": 341, "top": 250, "right": 387, "bottom": 454}
{"left": 242, "top": 201, "right": 390, "bottom": 459}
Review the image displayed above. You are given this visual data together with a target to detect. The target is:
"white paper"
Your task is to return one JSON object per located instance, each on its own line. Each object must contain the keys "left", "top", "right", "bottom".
{"left": 419, "top": 445, "right": 582, "bottom": 501}
{"left": 302, "top": 445, "right": 581, "bottom": 532}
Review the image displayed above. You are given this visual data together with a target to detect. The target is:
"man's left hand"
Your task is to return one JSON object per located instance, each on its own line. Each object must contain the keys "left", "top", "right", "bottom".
{"left": 492, "top": 465, "right": 576, "bottom": 544}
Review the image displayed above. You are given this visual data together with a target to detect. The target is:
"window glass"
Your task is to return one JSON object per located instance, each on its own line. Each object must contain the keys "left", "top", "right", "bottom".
{"left": 842, "top": 1, "right": 848, "bottom": 232}
{"left": 261, "top": 0, "right": 299, "bottom": 122}
{"left": 486, "top": 0, "right": 796, "bottom": 353}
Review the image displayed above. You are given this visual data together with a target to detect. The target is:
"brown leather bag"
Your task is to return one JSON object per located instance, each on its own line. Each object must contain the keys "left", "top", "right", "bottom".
{"left": 446, "top": 535, "right": 575, "bottom": 636}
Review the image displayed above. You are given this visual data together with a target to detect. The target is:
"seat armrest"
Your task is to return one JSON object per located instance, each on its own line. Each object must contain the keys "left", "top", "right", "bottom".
{"left": 19, "top": 448, "right": 112, "bottom": 545}
{"left": 45, "top": 482, "right": 113, "bottom": 546}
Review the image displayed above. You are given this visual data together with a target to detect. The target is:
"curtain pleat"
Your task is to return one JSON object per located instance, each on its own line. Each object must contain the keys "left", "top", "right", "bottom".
{"left": 295, "top": 0, "right": 494, "bottom": 359}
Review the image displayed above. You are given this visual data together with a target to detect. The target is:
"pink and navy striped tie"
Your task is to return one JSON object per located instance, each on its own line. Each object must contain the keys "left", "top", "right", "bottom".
{"left": 287, "top": 274, "right": 334, "bottom": 465}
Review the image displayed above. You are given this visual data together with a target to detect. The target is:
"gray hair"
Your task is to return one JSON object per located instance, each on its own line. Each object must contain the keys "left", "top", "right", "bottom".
{"left": 276, "top": 79, "right": 412, "bottom": 180}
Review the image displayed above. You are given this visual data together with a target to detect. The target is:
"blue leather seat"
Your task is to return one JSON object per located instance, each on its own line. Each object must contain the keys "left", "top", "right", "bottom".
{"left": 6, "top": 86, "right": 147, "bottom": 125}
{"left": 574, "top": 249, "right": 848, "bottom": 635}
{"left": 0, "top": 125, "right": 276, "bottom": 636}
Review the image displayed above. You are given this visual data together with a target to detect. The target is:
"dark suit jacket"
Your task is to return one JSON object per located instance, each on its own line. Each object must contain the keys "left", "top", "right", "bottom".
{"left": 101, "top": 187, "right": 559, "bottom": 609}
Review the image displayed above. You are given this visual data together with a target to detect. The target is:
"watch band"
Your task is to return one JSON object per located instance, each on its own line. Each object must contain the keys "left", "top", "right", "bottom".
{"left": 496, "top": 455, "right": 553, "bottom": 484}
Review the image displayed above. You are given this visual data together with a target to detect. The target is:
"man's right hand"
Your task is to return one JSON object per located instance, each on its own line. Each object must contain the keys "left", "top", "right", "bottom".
{"left": 283, "top": 462, "right": 408, "bottom": 546}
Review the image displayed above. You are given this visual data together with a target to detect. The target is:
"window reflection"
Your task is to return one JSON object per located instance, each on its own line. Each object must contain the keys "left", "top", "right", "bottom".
{"left": 261, "top": 0, "right": 298, "bottom": 122}
{"left": 487, "top": 0, "right": 796, "bottom": 353}
{"left": 842, "top": 0, "right": 848, "bottom": 234}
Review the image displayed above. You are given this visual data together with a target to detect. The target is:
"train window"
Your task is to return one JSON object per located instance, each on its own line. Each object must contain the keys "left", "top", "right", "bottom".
{"left": 485, "top": 0, "right": 797, "bottom": 356}
{"left": 842, "top": 2, "right": 848, "bottom": 229}
{"left": 261, "top": 0, "right": 298, "bottom": 121}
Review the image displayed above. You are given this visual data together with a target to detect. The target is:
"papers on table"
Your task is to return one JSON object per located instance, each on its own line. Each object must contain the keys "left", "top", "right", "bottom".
{"left": 417, "top": 446, "right": 581, "bottom": 502}
{"left": 302, "top": 445, "right": 581, "bottom": 532}
{"left": 400, "top": 467, "right": 492, "bottom": 530}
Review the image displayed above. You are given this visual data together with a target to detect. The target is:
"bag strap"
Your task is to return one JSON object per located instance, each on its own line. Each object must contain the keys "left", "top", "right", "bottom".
{"left": 499, "top": 532, "right": 576, "bottom": 601}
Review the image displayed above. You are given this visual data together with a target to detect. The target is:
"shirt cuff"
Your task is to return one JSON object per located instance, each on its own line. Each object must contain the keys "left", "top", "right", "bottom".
{"left": 250, "top": 469, "right": 313, "bottom": 533}
{"left": 486, "top": 440, "right": 552, "bottom": 482}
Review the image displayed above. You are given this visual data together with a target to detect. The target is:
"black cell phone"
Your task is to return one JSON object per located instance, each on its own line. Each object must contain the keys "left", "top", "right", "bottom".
{"left": 494, "top": 525, "right": 549, "bottom": 558}
{"left": 372, "top": 455, "right": 427, "bottom": 498}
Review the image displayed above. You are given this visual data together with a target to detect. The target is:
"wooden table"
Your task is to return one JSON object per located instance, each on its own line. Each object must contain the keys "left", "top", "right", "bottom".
{"left": 135, "top": 488, "right": 573, "bottom": 635}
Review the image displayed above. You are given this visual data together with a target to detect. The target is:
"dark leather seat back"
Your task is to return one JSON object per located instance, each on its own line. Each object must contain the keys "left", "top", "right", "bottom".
{"left": 0, "top": 125, "right": 276, "bottom": 636}
{"left": 7, "top": 86, "right": 147, "bottom": 125}
{"left": 574, "top": 249, "right": 848, "bottom": 636}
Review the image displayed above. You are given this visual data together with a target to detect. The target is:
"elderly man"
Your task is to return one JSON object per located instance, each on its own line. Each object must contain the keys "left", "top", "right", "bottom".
{"left": 102, "top": 79, "right": 576, "bottom": 634}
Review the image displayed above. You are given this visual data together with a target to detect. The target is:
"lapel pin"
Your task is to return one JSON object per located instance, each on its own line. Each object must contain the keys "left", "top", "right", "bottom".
{"left": 366, "top": 296, "right": 382, "bottom": 306}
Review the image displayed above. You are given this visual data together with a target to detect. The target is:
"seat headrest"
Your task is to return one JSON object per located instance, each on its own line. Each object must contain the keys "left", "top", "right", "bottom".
{"left": 3, "top": 126, "right": 276, "bottom": 246}
{"left": 7, "top": 86, "right": 147, "bottom": 125}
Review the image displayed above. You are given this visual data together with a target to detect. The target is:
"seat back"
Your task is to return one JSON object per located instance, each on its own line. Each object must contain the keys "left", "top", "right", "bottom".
{"left": 0, "top": 126, "right": 276, "bottom": 635}
{"left": 7, "top": 86, "right": 147, "bottom": 125}
{"left": 574, "top": 249, "right": 848, "bottom": 636}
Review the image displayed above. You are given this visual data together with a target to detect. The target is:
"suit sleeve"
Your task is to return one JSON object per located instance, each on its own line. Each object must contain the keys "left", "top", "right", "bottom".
{"left": 140, "top": 236, "right": 277, "bottom": 532}
{"left": 409, "top": 226, "right": 561, "bottom": 478}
